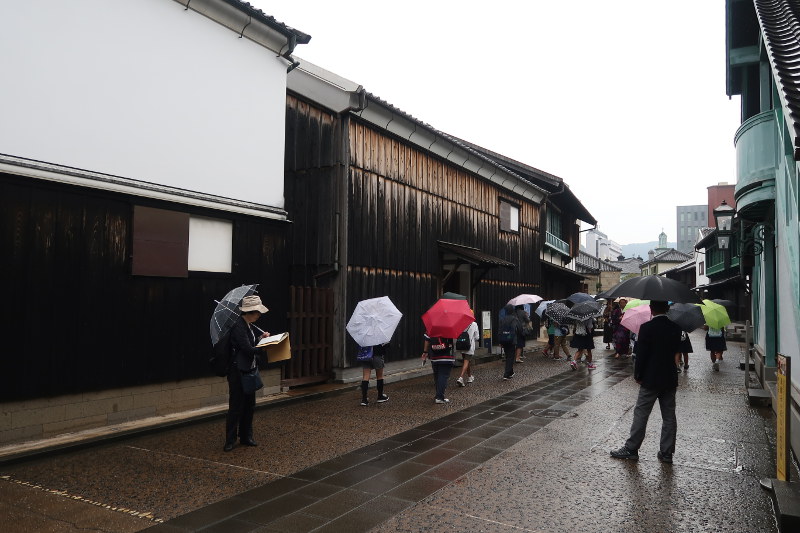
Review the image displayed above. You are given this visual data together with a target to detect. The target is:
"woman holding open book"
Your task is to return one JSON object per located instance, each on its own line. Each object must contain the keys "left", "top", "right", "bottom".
{"left": 225, "top": 295, "right": 270, "bottom": 452}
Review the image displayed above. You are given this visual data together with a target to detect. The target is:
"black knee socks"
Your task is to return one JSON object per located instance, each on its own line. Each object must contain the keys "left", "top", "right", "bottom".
{"left": 377, "top": 379, "right": 384, "bottom": 397}
{"left": 360, "top": 380, "right": 368, "bottom": 400}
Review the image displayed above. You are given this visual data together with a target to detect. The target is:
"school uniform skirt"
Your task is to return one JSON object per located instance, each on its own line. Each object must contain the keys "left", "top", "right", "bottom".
{"left": 570, "top": 334, "right": 595, "bottom": 350}
{"left": 705, "top": 334, "right": 727, "bottom": 352}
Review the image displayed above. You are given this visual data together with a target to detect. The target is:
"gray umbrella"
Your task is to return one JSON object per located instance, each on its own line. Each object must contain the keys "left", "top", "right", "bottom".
{"left": 567, "top": 292, "right": 595, "bottom": 305}
{"left": 209, "top": 284, "right": 258, "bottom": 346}
{"left": 544, "top": 302, "right": 571, "bottom": 324}
{"left": 666, "top": 303, "right": 706, "bottom": 332}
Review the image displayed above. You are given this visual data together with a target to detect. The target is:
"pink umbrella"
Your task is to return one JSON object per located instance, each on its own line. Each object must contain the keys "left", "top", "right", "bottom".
{"left": 422, "top": 299, "right": 475, "bottom": 339}
{"left": 620, "top": 305, "right": 652, "bottom": 335}
{"left": 508, "top": 294, "right": 543, "bottom": 306}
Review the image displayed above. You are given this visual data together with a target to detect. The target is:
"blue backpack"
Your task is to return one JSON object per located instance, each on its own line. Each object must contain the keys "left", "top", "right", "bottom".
{"left": 356, "top": 346, "right": 373, "bottom": 361}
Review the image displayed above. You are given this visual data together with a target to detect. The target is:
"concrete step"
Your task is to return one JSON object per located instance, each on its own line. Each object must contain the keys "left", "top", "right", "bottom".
{"left": 748, "top": 387, "right": 772, "bottom": 407}
{"left": 770, "top": 480, "right": 800, "bottom": 532}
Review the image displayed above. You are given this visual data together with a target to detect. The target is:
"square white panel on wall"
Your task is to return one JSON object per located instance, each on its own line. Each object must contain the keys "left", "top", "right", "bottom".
{"left": 189, "top": 216, "right": 232, "bottom": 273}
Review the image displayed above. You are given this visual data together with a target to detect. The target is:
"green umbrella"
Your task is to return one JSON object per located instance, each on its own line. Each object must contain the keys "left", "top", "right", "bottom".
{"left": 623, "top": 299, "right": 650, "bottom": 311}
{"left": 699, "top": 299, "right": 731, "bottom": 330}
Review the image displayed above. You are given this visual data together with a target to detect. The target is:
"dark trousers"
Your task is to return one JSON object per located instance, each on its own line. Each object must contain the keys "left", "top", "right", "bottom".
{"left": 625, "top": 386, "right": 677, "bottom": 454}
{"left": 431, "top": 362, "right": 453, "bottom": 400}
{"left": 501, "top": 342, "right": 515, "bottom": 378}
{"left": 226, "top": 370, "right": 255, "bottom": 444}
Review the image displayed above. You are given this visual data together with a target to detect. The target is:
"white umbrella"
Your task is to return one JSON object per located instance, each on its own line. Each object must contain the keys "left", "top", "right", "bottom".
{"left": 508, "top": 294, "right": 543, "bottom": 306}
{"left": 534, "top": 299, "right": 556, "bottom": 317}
{"left": 346, "top": 296, "right": 403, "bottom": 347}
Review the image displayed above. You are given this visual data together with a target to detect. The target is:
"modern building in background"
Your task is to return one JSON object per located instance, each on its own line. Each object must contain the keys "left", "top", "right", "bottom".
{"left": 676, "top": 204, "right": 708, "bottom": 254}
{"left": 584, "top": 227, "right": 622, "bottom": 261}
{"left": 706, "top": 183, "right": 735, "bottom": 226}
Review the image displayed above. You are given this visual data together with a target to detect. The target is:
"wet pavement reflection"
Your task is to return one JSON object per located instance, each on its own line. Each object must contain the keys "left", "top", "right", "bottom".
{"left": 0, "top": 332, "right": 783, "bottom": 532}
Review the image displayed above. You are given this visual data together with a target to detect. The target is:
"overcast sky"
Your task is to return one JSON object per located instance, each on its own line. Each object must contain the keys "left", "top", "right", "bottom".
{"left": 261, "top": 0, "right": 741, "bottom": 245}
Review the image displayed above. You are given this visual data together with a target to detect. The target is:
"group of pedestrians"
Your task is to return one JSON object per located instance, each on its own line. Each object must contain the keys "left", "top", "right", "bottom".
{"left": 224, "top": 292, "right": 731, "bottom": 460}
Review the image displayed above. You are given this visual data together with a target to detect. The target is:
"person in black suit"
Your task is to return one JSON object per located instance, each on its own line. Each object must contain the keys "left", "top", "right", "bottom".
{"left": 610, "top": 300, "right": 682, "bottom": 463}
{"left": 225, "top": 295, "right": 270, "bottom": 452}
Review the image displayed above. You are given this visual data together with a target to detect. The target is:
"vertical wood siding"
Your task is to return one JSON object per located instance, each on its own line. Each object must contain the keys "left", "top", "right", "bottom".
{"left": 0, "top": 174, "right": 289, "bottom": 401}
{"left": 345, "top": 119, "right": 543, "bottom": 363}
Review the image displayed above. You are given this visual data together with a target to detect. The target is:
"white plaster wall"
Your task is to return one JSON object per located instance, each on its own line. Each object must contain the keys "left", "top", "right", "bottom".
{"left": 0, "top": 0, "right": 287, "bottom": 208}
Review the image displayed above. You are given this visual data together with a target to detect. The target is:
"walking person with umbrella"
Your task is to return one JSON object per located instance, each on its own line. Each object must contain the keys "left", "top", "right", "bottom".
{"left": 610, "top": 300, "right": 631, "bottom": 359}
{"left": 700, "top": 300, "right": 731, "bottom": 372}
{"left": 225, "top": 295, "right": 271, "bottom": 452}
{"left": 421, "top": 298, "right": 474, "bottom": 403}
{"left": 497, "top": 304, "right": 523, "bottom": 380}
{"left": 346, "top": 296, "right": 403, "bottom": 406}
{"left": 566, "top": 301, "right": 602, "bottom": 370}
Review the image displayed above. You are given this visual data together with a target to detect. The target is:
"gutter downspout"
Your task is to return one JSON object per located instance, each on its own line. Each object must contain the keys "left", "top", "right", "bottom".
{"left": 311, "top": 87, "right": 367, "bottom": 287}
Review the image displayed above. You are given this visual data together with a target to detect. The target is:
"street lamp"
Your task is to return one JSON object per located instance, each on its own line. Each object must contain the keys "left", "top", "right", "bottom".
{"left": 713, "top": 200, "right": 735, "bottom": 250}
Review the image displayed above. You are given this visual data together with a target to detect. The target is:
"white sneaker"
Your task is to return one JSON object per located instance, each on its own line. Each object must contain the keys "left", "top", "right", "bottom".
{"left": 435, "top": 398, "right": 450, "bottom": 404}
{"left": 467, "top": 376, "right": 475, "bottom": 383}
{"left": 713, "top": 361, "right": 720, "bottom": 372}
{"left": 456, "top": 377, "right": 465, "bottom": 387}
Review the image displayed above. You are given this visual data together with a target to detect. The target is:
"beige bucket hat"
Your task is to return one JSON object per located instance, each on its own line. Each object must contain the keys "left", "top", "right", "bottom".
{"left": 240, "top": 295, "right": 268, "bottom": 314}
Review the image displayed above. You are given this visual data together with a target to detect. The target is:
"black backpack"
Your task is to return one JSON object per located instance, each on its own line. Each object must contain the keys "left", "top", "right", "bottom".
{"left": 455, "top": 330, "right": 471, "bottom": 350}
{"left": 498, "top": 324, "right": 515, "bottom": 343}
{"left": 209, "top": 329, "right": 233, "bottom": 377}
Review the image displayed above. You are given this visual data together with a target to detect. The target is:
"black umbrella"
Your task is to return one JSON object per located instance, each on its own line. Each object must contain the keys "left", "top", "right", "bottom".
{"left": 567, "top": 292, "right": 595, "bottom": 305}
{"left": 596, "top": 275, "right": 701, "bottom": 304}
{"left": 666, "top": 303, "right": 706, "bottom": 332}
{"left": 441, "top": 292, "right": 468, "bottom": 300}
{"left": 566, "top": 300, "right": 603, "bottom": 321}
{"left": 544, "top": 301, "right": 571, "bottom": 324}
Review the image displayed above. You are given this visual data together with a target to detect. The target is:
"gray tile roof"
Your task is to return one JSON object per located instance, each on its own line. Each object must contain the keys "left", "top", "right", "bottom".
{"left": 755, "top": 0, "right": 800, "bottom": 159}
{"left": 608, "top": 258, "right": 643, "bottom": 275}
{"left": 642, "top": 248, "right": 692, "bottom": 266}
{"left": 222, "top": 0, "right": 311, "bottom": 43}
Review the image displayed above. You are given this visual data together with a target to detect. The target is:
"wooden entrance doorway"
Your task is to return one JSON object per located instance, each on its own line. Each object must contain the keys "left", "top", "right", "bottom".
{"left": 283, "top": 286, "right": 334, "bottom": 387}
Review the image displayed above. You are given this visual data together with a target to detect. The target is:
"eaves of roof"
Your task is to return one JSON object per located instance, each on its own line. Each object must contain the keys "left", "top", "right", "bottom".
{"left": 438, "top": 241, "right": 515, "bottom": 269}
{"left": 660, "top": 258, "right": 696, "bottom": 275}
{"left": 218, "top": 0, "right": 311, "bottom": 43}
{"left": 695, "top": 228, "right": 718, "bottom": 249}
{"left": 178, "top": 0, "right": 310, "bottom": 60}
{"left": 754, "top": 0, "right": 800, "bottom": 159}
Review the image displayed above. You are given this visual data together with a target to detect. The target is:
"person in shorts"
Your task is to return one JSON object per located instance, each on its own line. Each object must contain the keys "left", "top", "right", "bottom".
{"left": 456, "top": 320, "right": 480, "bottom": 387}
{"left": 360, "top": 343, "right": 389, "bottom": 406}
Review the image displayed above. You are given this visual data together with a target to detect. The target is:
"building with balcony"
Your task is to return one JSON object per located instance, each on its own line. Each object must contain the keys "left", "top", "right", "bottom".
{"left": 725, "top": 0, "right": 800, "bottom": 463}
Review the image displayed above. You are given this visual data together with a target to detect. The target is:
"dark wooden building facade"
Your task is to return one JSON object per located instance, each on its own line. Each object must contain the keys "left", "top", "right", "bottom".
{"left": 285, "top": 61, "right": 595, "bottom": 371}
{"left": 0, "top": 165, "right": 290, "bottom": 403}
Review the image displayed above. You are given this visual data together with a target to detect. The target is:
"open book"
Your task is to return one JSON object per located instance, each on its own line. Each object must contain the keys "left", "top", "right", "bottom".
{"left": 256, "top": 332, "right": 289, "bottom": 347}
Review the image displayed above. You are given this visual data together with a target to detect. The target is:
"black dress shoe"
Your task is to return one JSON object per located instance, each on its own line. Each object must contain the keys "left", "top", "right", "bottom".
{"left": 223, "top": 442, "right": 236, "bottom": 452}
{"left": 657, "top": 451, "right": 673, "bottom": 464}
{"left": 241, "top": 439, "right": 258, "bottom": 447}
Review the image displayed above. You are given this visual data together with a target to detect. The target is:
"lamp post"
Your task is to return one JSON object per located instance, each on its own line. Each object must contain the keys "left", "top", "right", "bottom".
{"left": 713, "top": 200, "right": 735, "bottom": 251}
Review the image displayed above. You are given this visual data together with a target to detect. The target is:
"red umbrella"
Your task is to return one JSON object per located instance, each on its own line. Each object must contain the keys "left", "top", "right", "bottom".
{"left": 422, "top": 299, "right": 475, "bottom": 338}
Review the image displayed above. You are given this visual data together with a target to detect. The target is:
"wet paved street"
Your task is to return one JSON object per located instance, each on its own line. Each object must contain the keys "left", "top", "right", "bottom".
{"left": 0, "top": 332, "right": 784, "bottom": 532}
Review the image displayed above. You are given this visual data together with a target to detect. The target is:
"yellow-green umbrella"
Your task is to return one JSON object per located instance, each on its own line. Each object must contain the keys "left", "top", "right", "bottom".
{"left": 699, "top": 299, "right": 731, "bottom": 330}
{"left": 623, "top": 299, "right": 650, "bottom": 311}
